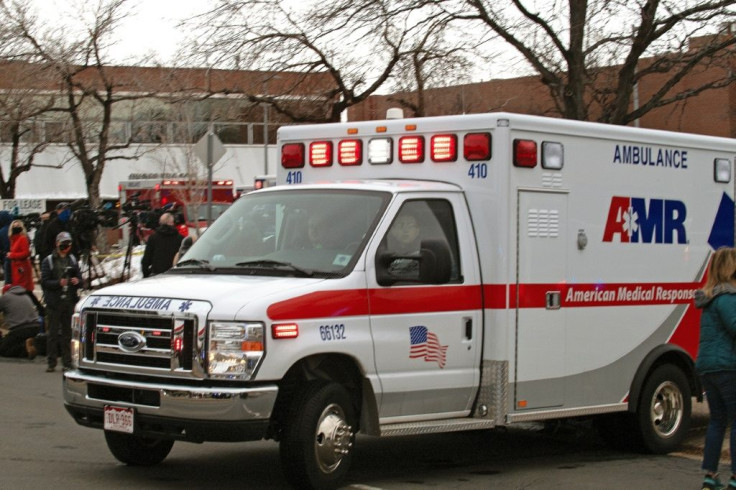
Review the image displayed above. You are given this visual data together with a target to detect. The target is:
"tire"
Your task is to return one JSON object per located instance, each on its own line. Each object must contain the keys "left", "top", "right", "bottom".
{"left": 280, "top": 381, "right": 356, "bottom": 489}
{"left": 634, "top": 364, "right": 691, "bottom": 454}
{"left": 104, "top": 431, "right": 174, "bottom": 466}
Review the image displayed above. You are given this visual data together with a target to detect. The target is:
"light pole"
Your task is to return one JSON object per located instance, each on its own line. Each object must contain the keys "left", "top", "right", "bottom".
{"left": 263, "top": 75, "right": 281, "bottom": 176}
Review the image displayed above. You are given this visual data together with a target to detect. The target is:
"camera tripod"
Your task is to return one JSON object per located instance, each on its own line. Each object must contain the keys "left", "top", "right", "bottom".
{"left": 120, "top": 212, "right": 140, "bottom": 282}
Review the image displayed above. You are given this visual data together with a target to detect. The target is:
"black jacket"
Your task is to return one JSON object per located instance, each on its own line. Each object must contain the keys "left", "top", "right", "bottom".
{"left": 41, "top": 251, "right": 83, "bottom": 307}
{"left": 43, "top": 218, "right": 70, "bottom": 261}
{"left": 141, "top": 224, "right": 183, "bottom": 277}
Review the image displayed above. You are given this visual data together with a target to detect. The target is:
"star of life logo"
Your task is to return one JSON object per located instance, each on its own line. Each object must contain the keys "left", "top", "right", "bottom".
{"left": 602, "top": 196, "right": 687, "bottom": 244}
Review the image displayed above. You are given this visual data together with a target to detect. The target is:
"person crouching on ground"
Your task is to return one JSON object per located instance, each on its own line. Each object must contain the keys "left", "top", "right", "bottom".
{"left": 694, "top": 247, "right": 736, "bottom": 490}
{"left": 41, "top": 231, "right": 82, "bottom": 373}
{"left": 7, "top": 219, "right": 34, "bottom": 292}
{"left": 0, "top": 284, "right": 42, "bottom": 358}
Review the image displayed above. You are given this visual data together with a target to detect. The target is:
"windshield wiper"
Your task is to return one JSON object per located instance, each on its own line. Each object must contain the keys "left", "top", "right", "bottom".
{"left": 234, "top": 260, "right": 313, "bottom": 277}
{"left": 176, "top": 259, "right": 215, "bottom": 271}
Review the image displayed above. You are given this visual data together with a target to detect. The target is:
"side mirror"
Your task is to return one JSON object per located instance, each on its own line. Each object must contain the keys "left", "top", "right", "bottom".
{"left": 376, "top": 239, "right": 452, "bottom": 286}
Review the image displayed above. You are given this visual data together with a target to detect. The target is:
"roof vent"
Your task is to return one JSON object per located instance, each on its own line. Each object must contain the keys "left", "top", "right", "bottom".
{"left": 386, "top": 108, "right": 404, "bottom": 119}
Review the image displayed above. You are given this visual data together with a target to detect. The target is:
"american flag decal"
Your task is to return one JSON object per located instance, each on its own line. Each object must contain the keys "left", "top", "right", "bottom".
{"left": 409, "top": 325, "right": 447, "bottom": 368}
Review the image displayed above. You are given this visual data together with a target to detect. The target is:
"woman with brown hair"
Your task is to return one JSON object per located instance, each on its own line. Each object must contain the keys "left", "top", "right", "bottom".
{"left": 694, "top": 247, "right": 736, "bottom": 490}
{"left": 6, "top": 219, "right": 34, "bottom": 292}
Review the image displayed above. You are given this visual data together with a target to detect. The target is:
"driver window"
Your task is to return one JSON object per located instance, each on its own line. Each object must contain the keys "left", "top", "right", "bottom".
{"left": 379, "top": 199, "right": 461, "bottom": 283}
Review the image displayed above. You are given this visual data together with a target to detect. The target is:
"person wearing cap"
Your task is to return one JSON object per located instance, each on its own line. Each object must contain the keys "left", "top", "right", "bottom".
{"left": 0, "top": 284, "right": 42, "bottom": 358}
{"left": 42, "top": 202, "right": 72, "bottom": 262}
{"left": 40, "top": 231, "right": 82, "bottom": 372}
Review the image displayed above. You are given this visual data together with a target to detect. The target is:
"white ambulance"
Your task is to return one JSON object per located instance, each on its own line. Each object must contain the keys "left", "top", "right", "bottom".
{"left": 63, "top": 112, "right": 736, "bottom": 489}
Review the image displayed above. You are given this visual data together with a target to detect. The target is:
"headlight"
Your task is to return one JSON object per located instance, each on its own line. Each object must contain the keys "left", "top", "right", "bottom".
{"left": 207, "top": 321, "right": 264, "bottom": 380}
{"left": 71, "top": 312, "right": 82, "bottom": 367}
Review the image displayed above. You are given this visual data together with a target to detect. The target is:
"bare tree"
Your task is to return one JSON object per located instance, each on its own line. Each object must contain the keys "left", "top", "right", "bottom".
{"left": 3, "top": 0, "right": 158, "bottom": 208}
{"left": 191, "top": 0, "right": 459, "bottom": 122}
{"left": 0, "top": 62, "right": 59, "bottom": 199}
{"left": 387, "top": 16, "right": 480, "bottom": 117}
{"left": 447, "top": 0, "right": 736, "bottom": 124}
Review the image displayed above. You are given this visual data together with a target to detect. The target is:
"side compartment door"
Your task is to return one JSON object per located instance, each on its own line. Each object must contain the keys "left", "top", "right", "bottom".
{"left": 515, "top": 190, "right": 568, "bottom": 410}
{"left": 367, "top": 194, "right": 482, "bottom": 420}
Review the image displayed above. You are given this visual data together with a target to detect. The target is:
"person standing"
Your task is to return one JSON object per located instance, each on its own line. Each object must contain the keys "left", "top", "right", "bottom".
{"left": 33, "top": 211, "right": 53, "bottom": 264}
{"left": 43, "top": 203, "right": 72, "bottom": 262}
{"left": 0, "top": 210, "right": 12, "bottom": 284}
{"left": 41, "top": 231, "right": 82, "bottom": 373}
{"left": 7, "top": 219, "right": 34, "bottom": 292}
{"left": 694, "top": 247, "right": 736, "bottom": 490}
{"left": 141, "top": 212, "right": 183, "bottom": 278}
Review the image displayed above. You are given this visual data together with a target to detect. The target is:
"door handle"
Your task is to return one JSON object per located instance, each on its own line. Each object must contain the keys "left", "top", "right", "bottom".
{"left": 464, "top": 318, "right": 472, "bottom": 340}
{"left": 546, "top": 291, "right": 561, "bottom": 310}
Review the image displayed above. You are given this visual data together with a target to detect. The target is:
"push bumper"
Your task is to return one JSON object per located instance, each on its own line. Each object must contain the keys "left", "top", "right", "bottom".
{"left": 63, "top": 370, "right": 278, "bottom": 442}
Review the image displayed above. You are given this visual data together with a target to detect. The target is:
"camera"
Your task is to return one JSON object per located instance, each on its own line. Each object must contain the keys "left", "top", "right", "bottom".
{"left": 60, "top": 266, "right": 73, "bottom": 300}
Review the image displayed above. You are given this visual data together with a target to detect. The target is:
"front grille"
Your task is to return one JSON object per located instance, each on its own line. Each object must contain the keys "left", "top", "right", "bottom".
{"left": 82, "top": 310, "right": 197, "bottom": 375}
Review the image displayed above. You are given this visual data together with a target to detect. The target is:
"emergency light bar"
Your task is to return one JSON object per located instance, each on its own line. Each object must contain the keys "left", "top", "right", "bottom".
{"left": 280, "top": 131, "right": 563, "bottom": 170}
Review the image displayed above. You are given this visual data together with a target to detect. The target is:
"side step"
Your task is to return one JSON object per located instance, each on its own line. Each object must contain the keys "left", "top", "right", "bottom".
{"left": 379, "top": 418, "right": 496, "bottom": 437}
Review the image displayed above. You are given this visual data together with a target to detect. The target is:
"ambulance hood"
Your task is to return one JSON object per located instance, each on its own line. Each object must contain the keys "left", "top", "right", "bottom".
{"left": 82, "top": 273, "right": 327, "bottom": 319}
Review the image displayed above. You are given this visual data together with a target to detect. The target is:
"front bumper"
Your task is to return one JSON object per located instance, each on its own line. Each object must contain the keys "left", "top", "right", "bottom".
{"left": 63, "top": 370, "right": 278, "bottom": 442}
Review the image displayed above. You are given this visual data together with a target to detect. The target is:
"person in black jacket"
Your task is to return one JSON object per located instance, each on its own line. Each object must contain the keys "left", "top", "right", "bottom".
{"left": 41, "top": 231, "right": 82, "bottom": 372}
{"left": 141, "top": 212, "right": 183, "bottom": 277}
{"left": 43, "top": 203, "right": 72, "bottom": 262}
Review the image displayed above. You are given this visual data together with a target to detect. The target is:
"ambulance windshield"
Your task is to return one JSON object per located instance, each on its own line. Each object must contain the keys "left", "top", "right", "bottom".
{"left": 174, "top": 188, "right": 390, "bottom": 277}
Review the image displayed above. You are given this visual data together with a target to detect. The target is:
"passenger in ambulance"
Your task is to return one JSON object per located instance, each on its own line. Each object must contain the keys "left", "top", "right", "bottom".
{"left": 307, "top": 214, "right": 328, "bottom": 249}
{"left": 384, "top": 210, "right": 424, "bottom": 278}
{"left": 387, "top": 211, "right": 422, "bottom": 255}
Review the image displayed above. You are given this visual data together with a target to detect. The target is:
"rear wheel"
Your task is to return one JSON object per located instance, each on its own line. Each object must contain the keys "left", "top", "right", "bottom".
{"left": 635, "top": 364, "right": 691, "bottom": 453}
{"left": 104, "top": 431, "right": 174, "bottom": 466}
{"left": 280, "top": 381, "right": 356, "bottom": 489}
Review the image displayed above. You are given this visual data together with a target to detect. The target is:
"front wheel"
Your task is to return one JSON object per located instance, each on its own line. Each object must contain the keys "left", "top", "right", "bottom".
{"left": 280, "top": 381, "right": 356, "bottom": 489}
{"left": 635, "top": 364, "right": 691, "bottom": 454}
{"left": 104, "top": 431, "right": 174, "bottom": 466}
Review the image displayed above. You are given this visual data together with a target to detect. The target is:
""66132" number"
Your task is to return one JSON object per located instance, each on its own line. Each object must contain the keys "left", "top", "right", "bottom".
{"left": 319, "top": 324, "right": 346, "bottom": 341}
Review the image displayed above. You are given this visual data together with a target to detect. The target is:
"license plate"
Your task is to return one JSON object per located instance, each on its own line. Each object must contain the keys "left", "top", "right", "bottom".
{"left": 104, "top": 405, "right": 134, "bottom": 433}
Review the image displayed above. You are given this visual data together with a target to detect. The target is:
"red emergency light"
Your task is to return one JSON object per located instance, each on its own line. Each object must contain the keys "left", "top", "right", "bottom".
{"left": 513, "top": 139, "right": 537, "bottom": 167}
{"left": 281, "top": 143, "right": 305, "bottom": 168}
{"left": 310, "top": 141, "right": 333, "bottom": 167}
{"left": 338, "top": 140, "right": 362, "bottom": 166}
{"left": 431, "top": 134, "right": 457, "bottom": 162}
{"left": 399, "top": 136, "right": 424, "bottom": 163}
{"left": 464, "top": 133, "right": 491, "bottom": 161}
{"left": 272, "top": 323, "right": 299, "bottom": 339}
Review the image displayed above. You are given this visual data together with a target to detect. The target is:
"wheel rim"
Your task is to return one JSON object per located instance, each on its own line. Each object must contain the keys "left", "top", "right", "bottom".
{"left": 314, "top": 402, "right": 353, "bottom": 474}
{"left": 649, "top": 380, "right": 683, "bottom": 438}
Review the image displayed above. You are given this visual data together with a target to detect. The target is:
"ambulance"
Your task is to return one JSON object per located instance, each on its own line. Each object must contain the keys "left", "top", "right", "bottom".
{"left": 63, "top": 112, "right": 735, "bottom": 489}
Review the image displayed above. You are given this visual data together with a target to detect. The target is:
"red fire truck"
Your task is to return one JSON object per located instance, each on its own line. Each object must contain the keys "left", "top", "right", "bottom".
{"left": 119, "top": 178, "right": 235, "bottom": 239}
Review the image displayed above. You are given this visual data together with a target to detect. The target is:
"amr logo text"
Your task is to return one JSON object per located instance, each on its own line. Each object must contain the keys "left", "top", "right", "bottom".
{"left": 602, "top": 196, "right": 687, "bottom": 244}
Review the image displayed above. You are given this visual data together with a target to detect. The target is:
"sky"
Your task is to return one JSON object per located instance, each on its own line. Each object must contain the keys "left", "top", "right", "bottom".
{"left": 30, "top": 0, "right": 209, "bottom": 65}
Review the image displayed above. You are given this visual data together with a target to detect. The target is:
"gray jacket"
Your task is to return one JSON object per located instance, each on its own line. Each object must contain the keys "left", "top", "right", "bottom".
{"left": 0, "top": 285, "right": 39, "bottom": 329}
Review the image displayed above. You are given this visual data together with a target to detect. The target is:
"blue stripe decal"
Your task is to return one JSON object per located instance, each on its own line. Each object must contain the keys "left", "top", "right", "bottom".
{"left": 708, "top": 192, "right": 734, "bottom": 250}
